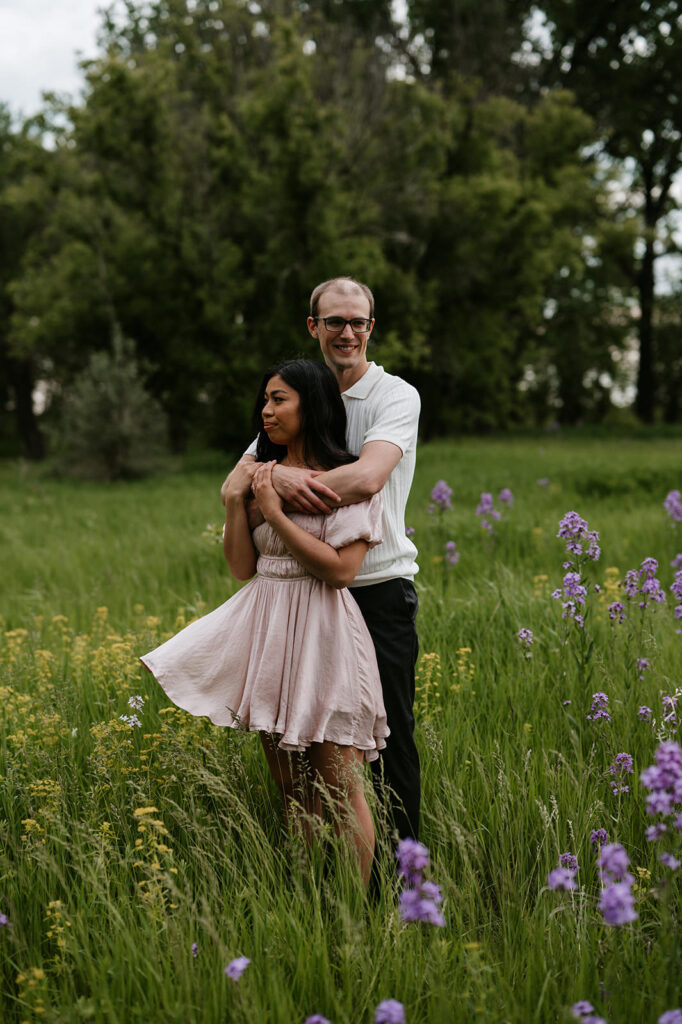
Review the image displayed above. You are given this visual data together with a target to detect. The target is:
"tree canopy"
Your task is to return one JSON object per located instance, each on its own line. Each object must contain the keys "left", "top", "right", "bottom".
{"left": 1, "top": 0, "right": 679, "bottom": 458}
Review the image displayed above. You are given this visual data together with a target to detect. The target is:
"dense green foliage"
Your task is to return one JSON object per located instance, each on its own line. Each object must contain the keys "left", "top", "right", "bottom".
{"left": 2, "top": 1, "right": 681, "bottom": 459}
{"left": 1, "top": 435, "right": 681, "bottom": 1022}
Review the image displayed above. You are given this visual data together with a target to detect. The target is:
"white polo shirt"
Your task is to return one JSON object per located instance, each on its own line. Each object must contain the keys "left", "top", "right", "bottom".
{"left": 246, "top": 361, "right": 420, "bottom": 584}
{"left": 343, "top": 362, "right": 419, "bottom": 585}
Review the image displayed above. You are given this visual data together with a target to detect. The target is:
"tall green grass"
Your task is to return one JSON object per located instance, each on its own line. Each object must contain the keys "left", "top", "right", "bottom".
{"left": 1, "top": 435, "right": 681, "bottom": 1023}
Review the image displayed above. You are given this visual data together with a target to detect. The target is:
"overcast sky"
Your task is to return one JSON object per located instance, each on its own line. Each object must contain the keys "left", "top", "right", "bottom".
{"left": 0, "top": 0, "right": 103, "bottom": 117}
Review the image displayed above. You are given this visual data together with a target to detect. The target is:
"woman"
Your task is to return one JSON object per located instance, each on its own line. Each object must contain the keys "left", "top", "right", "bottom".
{"left": 141, "top": 359, "right": 387, "bottom": 885}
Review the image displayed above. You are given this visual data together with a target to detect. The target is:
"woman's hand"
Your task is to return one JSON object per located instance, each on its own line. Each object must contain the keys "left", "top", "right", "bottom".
{"left": 252, "top": 461, "right": 284, "bottom": 521}
{"left": 222, "top": 457, "right": 258, "bottom": 504}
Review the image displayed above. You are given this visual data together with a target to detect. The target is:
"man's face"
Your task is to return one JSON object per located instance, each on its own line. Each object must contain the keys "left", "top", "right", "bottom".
{"left": 307, "top": 286, "right": 374, "bottom": 381}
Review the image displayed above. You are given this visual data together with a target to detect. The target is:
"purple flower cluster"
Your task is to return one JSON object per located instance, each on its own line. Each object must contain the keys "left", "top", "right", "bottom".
{"left": 429, "top": 480, "right": 452, "bottom": 513}
{"left": 608, "top": 752, "right": 634, "bottom": 796}
{"left": 476, "top": 492, "right": 501, "bottom": 533}
{"left": 571, "top": 1001, "right": 607, "bottom": 1024}
{"left": 128, "top": 694, "right": 145, "bottom": 711}
{"left": 597, "top": 843, "right": 637, "bottom": 926}
{"left": 672, "top": 553, "right": 682, "bottom": 570}
{"left": 305, "top": 1016, "right": 331, "bottom": 1024}
{"left": 624, "top": 558, "right": 666, "bottom": 610}
{"left": 607, "top": 600, "right": 626, "bottom": 624}
{"left": 516, "top": 627, "right": 534, "bottom": 658}
{"left": 405, "top": 526, "right": 415, "bottom": 537}
{"left": 557, "top": 511, "right": 601, "bottom": 561}
{"left": 499, "top": 488, "right": 514, "bottom": 506}
{"left": 375, "top": 1000, "right": 406, "bottom": 1024}
{"left": 560, "top": 852, "right": 579, "bottom": 871}
{"left": 547, "top": 866, "right": 577, "bottom": 891}
{"left": 395, "top": 839, "right": 445, "bottom": 926}
{"left": 636, "top": 657, "right": 649, "bottom": 679}
{"left": 659, "top": 1011, "right": 682, "bottom": 1024}
{"left": 0, "top": 911, "right": 12, "bottom": 928}
{"left": 640, "top": 740, "right": 682, "bottom": 822}
{"left": 638, "top": 705, "right": 653, "bottom": 721}
{"left": 224, "top": 956, "right": 250, "bottom": 981}
{"left": 587, "top": 692, "right": 611, "bottom": 723}
{"left": 444, "top": 540, "right": 459, "bottom": 566}
{"left": 191, "top": 941, "right": 199, "bottom": 958}
{"left": 664, "top": 489, "right": 682, "bottom": 525}
{"left": 552, "top": 571, "right": 588, "bottom": 626}
{"left": 590, "top": 828, "right": 609, "bottom": 849}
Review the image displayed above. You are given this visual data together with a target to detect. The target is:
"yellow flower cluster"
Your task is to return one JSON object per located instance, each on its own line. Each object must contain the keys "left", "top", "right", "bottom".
{"left": 132, "top": 805, "right": 179, "bottom": 913}
{"left": 533, "top": 574, "right": 551, "bottom": 599}
{"left": 454, "top": 647, "right": 475, "bottom": 689}
{"left": 45, "top": 899, "right": 72, "bottom": 962}
{"left": 415, "top": 652, "right": 443, "bottom": 721}
{"left": 15, "top": 965, "right": 49, "bottom": 1020}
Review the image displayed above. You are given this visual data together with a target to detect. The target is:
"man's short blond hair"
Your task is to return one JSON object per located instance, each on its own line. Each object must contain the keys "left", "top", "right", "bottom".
{"left": 309, "top": 277, "right": 375, "bottom": 319}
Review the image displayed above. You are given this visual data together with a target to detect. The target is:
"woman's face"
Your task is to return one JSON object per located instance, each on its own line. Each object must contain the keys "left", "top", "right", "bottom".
{"left": 261, "top": 374, "right": 302, "bottom": 448}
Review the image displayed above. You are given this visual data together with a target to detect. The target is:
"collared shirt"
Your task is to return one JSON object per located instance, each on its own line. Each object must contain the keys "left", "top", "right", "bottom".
{"left": 245, "top": 361, "right": 420, "bottom": 584}
{"left": 341, "top": 362, "right": 419, "bottom": 586}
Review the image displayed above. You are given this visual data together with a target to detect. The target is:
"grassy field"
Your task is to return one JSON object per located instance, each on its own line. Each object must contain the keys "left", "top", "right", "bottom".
{"left": 1, "top": 434, "right": 681, "bottom": 1023}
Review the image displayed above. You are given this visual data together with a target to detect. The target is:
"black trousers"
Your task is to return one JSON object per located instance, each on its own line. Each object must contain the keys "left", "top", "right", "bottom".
{"left": 350, "top": 578, "right": 421, "bottom": 840}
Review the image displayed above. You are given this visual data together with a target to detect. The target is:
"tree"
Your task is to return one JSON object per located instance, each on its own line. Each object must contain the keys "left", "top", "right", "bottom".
{"left": 537, "top": 0, "right": 682, "bottom": 422}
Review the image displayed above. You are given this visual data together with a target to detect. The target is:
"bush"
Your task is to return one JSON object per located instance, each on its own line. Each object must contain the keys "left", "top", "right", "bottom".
{"left": 54, "top": 331, "right": 169, "bottom": 479}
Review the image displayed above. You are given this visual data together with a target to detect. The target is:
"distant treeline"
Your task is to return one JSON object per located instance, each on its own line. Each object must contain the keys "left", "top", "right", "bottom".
{"left": 1, "top": 0, "right": 681, "bottom": 458}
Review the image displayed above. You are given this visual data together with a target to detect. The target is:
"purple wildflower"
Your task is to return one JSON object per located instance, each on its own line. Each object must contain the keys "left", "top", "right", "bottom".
{"left": 399, "top": 886, "right": 445, "bottom": 926}
{"left": 598, "top": 843, "right": 632, "bottom": 884}
{"left": 128, "top": 694, "right": 145, "bottom": 711}
{"left": 659, "top": 852, "right": 681, "bottom": 870}
{"left": 560, "top": 852, "right": 579, "bottom": 871}
{"left": 444, "top": 540, "right": 459, "bottom": 566}
{"left": 405, "top": 526, "right": 415, "bottom": 537}
{"left": 395, "top": 838, "right": 430, "bottom": 885}
{"left": 305, "top": 1016, "right": 332, "bottom": 1024}
{"left": 224, "top": 956, "right": 250, "bottom": 981}
{"left": 608, "top": 752, "right": 634, "bottom": 796}
{"left": 664, "top": 489, "right": 682, "bottom": 524}
{"left": 587, "top": 692, "right": 611, "bottom": 723}
{"left": 499, "top": 488, "right": 514, "bottom": 506}
{"left": 659, "top": 1011, "right": 682, "bottom": 1024}
{"left": 608, "top": 601, "right": 626, "bottom": 624}
{"left": 429, "top": 480, "right": 452, "bottom": 512}
{"left": 191, "top": 941, "right": 199, "bottom": 958}
{"left": 571, "top": 1003, "right": 595, "bottom": 1019}
{"left": 557, "top": 511, "right": 600, "bottom": 561}
{"left": 547, "top": 867, "right": 577, "bottom": 891}
{"left": 638, "top": 705, "right": 653, "bottom": 721}
{"left": 0, "top": 912, "right": 11, "bottom": 927}
{"left": 671, "top": 554, "right": 682, "bottom": 570}
{"left": 375, "top": 1000, "right": 406, "bottom": 1024}
{"left": 645, "top": 823, "right": 667, "bottom": 842}
{"left": 598, "top": 881, "right": 638, "bottom": 926}
{"left": 590, "top": 829, "right": 609, "bottom": 848}
{"left": 636, "top": 658, "right": 649, "bottom": 679}
{"left": 563, "top": 700, "right": 572, "bottom": 706}
{"left": 624, "top": 559, "right": 667, "bottom": 610}
{"left": 476, "top": 492, "right": 501, "bottom": 533}
{"left": 516, "top": 628, "right": 534, "bottom": 657}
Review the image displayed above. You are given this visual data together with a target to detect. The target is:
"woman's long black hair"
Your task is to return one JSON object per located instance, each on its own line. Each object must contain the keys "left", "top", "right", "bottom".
{"left": 253, "top": 359, "right": 356, "bottom": 470}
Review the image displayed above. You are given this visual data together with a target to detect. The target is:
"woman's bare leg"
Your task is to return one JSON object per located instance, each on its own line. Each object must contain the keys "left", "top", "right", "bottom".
{"left": 308, "top": 742, "right": 375, "bottom": 887}
{"left": 259, "top": 733, "right": 319, "bottom": 841}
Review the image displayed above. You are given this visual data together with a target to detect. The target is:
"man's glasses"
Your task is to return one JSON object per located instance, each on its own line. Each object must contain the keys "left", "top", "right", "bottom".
{"left": 313, "top": 316, "right": 373, "bottom": 333}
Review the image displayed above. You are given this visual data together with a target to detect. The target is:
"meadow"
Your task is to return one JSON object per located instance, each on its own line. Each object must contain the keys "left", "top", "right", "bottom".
{"left": 1, "top": 433, "right": 681, "bottom": 1023}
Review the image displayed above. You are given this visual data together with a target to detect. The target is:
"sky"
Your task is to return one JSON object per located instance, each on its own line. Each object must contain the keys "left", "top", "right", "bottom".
{"left": 0, "top": 0, "right": 103, "bottom": 118}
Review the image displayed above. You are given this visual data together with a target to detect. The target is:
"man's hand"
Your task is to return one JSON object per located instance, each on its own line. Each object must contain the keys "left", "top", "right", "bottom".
{"left": 220, "top": 456, "right": 257, "bottom": 506}
{"left": 271, "top": 464, "right": 342, "bottom": 514}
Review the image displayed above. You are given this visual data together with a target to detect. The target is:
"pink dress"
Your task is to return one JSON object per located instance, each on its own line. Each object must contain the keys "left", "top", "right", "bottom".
{"left": 141, "top": 494, "right": 389, "bottom": 761}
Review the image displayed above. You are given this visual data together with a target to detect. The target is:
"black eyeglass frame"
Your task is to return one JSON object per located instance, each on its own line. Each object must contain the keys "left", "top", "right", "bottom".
{"left": 312, "top": 316, "right": 374, "bottom": 333}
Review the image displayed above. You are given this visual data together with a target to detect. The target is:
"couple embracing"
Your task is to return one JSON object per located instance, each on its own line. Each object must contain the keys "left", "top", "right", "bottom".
{"left": 142, "top": 276, "right": 421, "bottom": 887}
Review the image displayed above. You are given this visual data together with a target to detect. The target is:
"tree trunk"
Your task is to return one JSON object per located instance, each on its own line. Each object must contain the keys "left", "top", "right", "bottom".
{"left": 10, "top": 357, "right": 46, "bottom": 460}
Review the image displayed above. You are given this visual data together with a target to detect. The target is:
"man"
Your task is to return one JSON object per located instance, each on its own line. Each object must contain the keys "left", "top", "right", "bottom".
{"left": 222, "top": 276, "right": 421, "bottom": 839}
